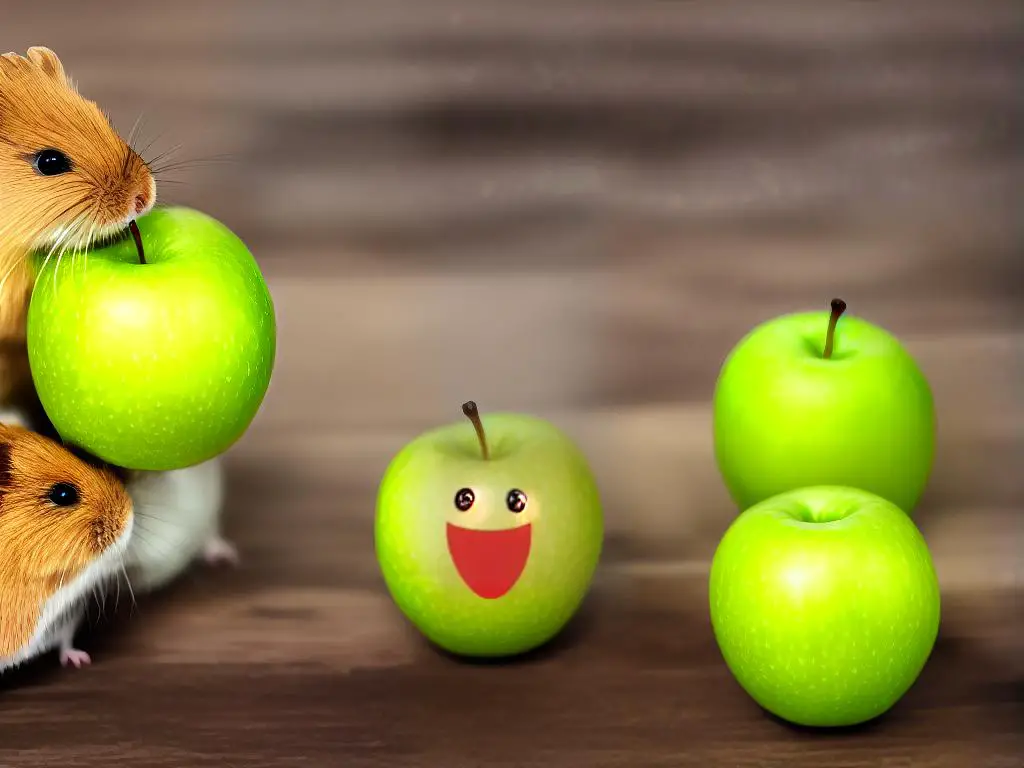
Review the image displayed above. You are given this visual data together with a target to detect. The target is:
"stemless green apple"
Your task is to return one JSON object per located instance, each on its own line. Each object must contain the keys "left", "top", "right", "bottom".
{"left": 709, "top": 485, "right": 942, "bottom": 728}
{"left": 713, "top": 298, "right": 936, "bottom": 514}
{"left": 375, "top": 401, "right": 604, "bottom": 658}
{"left": 27, "top": 206, "right": 276, "bottom": 470}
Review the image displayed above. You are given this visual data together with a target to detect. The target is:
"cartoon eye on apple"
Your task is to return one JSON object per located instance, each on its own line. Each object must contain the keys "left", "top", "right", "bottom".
{"left": 375, "top": 401, "right": 604, "bottom": 658}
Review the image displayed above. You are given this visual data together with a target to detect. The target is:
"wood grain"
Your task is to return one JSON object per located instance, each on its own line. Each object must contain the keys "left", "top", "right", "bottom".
{"left": 2, "top": 0, "right": 1022, "bottom": 764}
{"left": 0, "top": 576, "right": 1021, "bottom": 767}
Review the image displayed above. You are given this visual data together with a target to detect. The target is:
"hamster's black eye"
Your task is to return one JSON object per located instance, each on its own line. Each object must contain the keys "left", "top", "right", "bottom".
{"left": 47, "top": 482, "right": 80, "bottom": 507}
{"left": 506, "top": 489, "right": 527, "bottom": 513}
{"left": 454, "top": 487, "right": 475, "bottom": 512}
{"left": 32, "top": 148, "right": 73, "bottom": 176}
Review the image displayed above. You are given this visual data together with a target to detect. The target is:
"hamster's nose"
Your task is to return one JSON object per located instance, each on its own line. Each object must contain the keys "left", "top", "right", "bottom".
{"left": 133, "top": 191, "right": 150, "bottom": 216}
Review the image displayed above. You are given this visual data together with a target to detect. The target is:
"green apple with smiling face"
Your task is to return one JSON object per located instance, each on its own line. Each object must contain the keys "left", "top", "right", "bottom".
{"left": 713, "top": 298, "right": 936, "bottom": 514}
{"left": 709, "top": 485, "right": 942, "bottom": 728}
{"left": 26, "top": 206, "right": 276, "bottom": 470}
{"left": 375, "top": 401, "right": 604, "bottom": 658}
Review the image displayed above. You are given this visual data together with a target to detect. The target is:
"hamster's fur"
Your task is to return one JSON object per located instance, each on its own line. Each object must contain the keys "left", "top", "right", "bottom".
{"left": 0, "top": 422, "right": 134, "bottom": 672}
{"left": 0, "top": 405, "right": 237, "bottom": 598}
{"left": 123, "top": 457, "right": 238, "bottom": 595}
{"left": 0, "top": 47, "right": 156, "bottom": 403}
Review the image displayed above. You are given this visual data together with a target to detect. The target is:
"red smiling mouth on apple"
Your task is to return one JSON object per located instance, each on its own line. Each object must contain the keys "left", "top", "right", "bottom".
{"left": 446, "top": 523, "right": 532, "bottom": 599}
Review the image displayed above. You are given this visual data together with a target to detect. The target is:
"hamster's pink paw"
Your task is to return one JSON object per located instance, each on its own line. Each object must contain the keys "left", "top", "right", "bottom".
{"left": 203, "top": 536, "right": 240, "bottom": 567}
{"left": 60, "top": 648, "right": 91, "bottom": 668}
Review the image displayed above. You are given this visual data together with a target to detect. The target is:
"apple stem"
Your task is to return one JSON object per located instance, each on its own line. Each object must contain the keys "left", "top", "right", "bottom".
{"left": 823, "top": 298, "right": 846, "bottom": 359}
{"left": 461, "top": 401, "right": 490, "bottom": 461}
{"left": 129, "top": 220, "right": 146, "bottom": 265}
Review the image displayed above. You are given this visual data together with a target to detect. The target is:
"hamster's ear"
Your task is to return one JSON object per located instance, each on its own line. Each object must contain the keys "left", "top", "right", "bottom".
{"left": 26, "top": 46, "right": 68, "bottom": 83}
{"left": 0, "top": 52, "right": 32, "bottom": 81}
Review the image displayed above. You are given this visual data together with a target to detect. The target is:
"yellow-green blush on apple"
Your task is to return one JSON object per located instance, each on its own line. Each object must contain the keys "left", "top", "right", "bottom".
{"left": 375, "top": 401, "right": 604, "bottom": 658}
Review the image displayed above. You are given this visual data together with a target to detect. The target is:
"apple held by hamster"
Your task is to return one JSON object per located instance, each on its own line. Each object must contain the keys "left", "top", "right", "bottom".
{"left": 27, "top": 206, "right": 277, "bottom": 471}
{"left": 0, "top": 421, "right": 135, "bottom": 673}
{"left": 0, "top": 46, "right": 157, "bottom": 406}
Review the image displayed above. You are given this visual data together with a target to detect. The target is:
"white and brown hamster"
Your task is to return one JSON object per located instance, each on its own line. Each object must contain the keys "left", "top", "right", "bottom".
{"left": 0, "top": 46, "right": 156, "bottom": 403}
{"left": 122, "top": 456, "right": 238, "bottom": 595}
{"left": 0, "top": 403, "right": 238, "bottom": 599}
{"left": 0, "top": 421, "right": 134, "bottom": 673}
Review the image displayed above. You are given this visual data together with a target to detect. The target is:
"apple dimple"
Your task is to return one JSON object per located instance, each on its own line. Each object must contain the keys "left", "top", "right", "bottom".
{"left": 799, "top": 333, "right": 856, "bottom": 362}
{"left": 763, "top": 488, "right": 902, "bottom": 530}
{"left": 783, "top": 501, "right": 861, "bottom": 524}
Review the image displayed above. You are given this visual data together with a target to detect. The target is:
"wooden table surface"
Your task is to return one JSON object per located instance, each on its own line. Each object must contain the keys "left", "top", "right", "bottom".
{"left": 0, "top": 567, "right": 1021, "bottom": 767}
{"left": 2, "top": 0, "right": 1022, "bottom": 765}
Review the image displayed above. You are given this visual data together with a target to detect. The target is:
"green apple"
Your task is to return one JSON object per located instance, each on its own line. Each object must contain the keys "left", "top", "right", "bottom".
{"left": 27, "top": 206, "right": 276, "bottom": 470}
{"left": 375, "top": 401, "right": 604, "bottom": 657}
{"left": 709, "top": 485, "right": 941, "bottom": 728}
{"left": 713, "top": 298, "right": 935, "bottom": 514}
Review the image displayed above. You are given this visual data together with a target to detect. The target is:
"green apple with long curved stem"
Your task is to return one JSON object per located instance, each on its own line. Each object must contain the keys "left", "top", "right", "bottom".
{"left": 375, "top": 401, "right": 604, "bottom": 658}
{"left": 713, "top": 298, "right": 936, "bottom": 514}
{"left": 709, "top": 485, "right": 942, "bottom": 728}
{"left": 26, "top": 206, "right": 276, "bottom": 470}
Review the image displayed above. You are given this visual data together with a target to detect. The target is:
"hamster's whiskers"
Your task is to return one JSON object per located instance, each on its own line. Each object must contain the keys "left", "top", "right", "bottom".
{"left": 146, "top": 146, "right": 236, "bottom": 181}
{"left": 33, "top": 225, "right": 77, "bottom": 297}
{"left": 127, "top": 522, "right": 177, "bottom": 556}
{"left": 144, "top": 142, "right": 183, "bottom": 170}
{"left": 51, "top": 536, "right": 89, "bottom": 593}
{"left": 132, "top": 498, "right": 199, "bottom": 521}
{"left": 56, "top": 220, "right": 98, "bottom": 293}
{"left": 30, "top": 205, "right": 118, "bottom": 295}
{"left": 0, "top": 255, "right": 25, "bottom": 300}
{"left": 126, "top": 111, "right": 146, "bottom": 152}
{"left": 118, "top": 558, "right": 137, "bottom": 612}
{"left": 132, "top": 135, "right": 218, "bottom": 201}
{"left": 0, "top": 193, "right": 97, "bottom": 301}
{"left": 0, "top": 191, "right": 95, "bottom": 252}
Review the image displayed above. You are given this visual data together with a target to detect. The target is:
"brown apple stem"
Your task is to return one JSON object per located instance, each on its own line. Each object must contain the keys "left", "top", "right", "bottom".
{"left": 129, "top": 220, "right": 146, "bottom": 265}
{"left": 823, "top": 298, "right": 846, "bottom": 359}
{"left": 462, "top": 401, "right": 490, "bottom": 460}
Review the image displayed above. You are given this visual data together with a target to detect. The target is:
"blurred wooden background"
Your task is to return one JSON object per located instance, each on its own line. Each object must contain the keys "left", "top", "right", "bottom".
{"left": 2, "top": 1, "right": 1021, "bottom": 765}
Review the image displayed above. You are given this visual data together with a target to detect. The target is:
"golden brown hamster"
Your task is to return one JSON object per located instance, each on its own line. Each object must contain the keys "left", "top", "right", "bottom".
{"left": 0, "top": 46, "right": 156, "bottom": 403}
{"left": 0, "top": 404, "right": 237, "bottom": 615}
{"left": 0, "top": 421, "right": 134, "bottom": 673}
